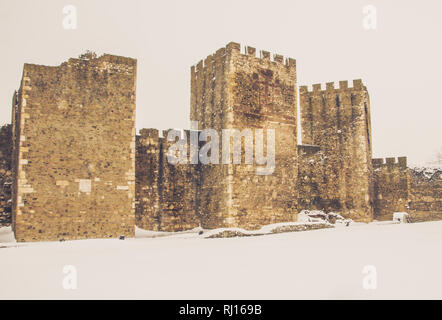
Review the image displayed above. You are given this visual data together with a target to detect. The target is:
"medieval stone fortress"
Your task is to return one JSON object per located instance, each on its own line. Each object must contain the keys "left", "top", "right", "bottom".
{"left": 0, "top": 42, "right": 440, "bottom": 242}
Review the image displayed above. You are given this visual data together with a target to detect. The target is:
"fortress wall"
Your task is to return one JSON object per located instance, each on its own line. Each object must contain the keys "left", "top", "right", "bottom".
{"left": 159, "top": 129, "right": 200, "bottom": 231}
{"left": 409, "top": 167, "right": 442, "bottom": 221}
{"left": 371, "top": 157, "right": 441, "bottom": 222}
{"left": 135, "top": 129, "right": 200, "bottom": 231}
{"left": 135, "top": 129, "right": 161, "bottom": 230}
{"left": 297, "top": 144, "right": 324, "bottom": 211}
{"left": 11, "top": 54, "right": 137, "bottom": 242}
{"left": 372, "top": 157, "right": 410, "bottom": 220}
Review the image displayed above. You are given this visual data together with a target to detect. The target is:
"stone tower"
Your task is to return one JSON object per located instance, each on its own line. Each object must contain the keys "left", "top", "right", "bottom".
{"left": 299, "top": 80, "right": 374, "bottom": 221}
{"left": 190, "top": 42, "right": 298, "bottom": 229}
{"left": 11, "top": 53, "right": 137, "bottom": 242}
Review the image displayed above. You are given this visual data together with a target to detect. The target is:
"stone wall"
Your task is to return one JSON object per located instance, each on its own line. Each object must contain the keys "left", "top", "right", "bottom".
{"left": 0, "top": 124, "right": 12, "bottom": 226}
{"left": 190, "top": 42, "right": 298, "bottom": 230}
{"left": 135, "top": 128, "right": 200, "bottom": 231}
{"left": 297, "top": 144, "right": 324, "bottom": 211}
{"left": 11, "top": 53, "right": 137, "bottom": 242}
{"left": 299, "top": 80, "right": 374, "bottom": 222}
{"left": 372, "top": 157, "right": 410, "bottom": 220}
{"left": 409, "top": 167, "right": 442, "bottom": 221}
{"left": 371, "top": 158, "right": 441, "bottom": 222}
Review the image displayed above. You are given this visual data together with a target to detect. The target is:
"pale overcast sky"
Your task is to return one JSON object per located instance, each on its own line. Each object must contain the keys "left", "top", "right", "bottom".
{"left": 0, "top": 0, "right": 441, "bottom": 166}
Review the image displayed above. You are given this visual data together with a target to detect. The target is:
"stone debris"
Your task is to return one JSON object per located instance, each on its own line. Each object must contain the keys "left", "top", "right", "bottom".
{"left": 205, "top": 221, "right": 333, "bottom": 239}
{"left": 297, "top": 210, "right": 353, "bottom": 226}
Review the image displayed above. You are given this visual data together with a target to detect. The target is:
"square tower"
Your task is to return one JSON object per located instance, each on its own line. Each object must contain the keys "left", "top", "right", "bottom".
{"left": 11, "top": 53, "right": 137, "bottom": 242}
{"left": 190, "top": 42, "right": 298, "bottom": 229}
{"left": 299, "top": 80, "right": 374, "bottom": 221}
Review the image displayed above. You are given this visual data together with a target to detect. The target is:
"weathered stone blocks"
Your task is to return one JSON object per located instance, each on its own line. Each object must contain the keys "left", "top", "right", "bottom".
{"left": 135, "top": 129, "right": 200, "bottom": 231}
{"left": 11, "top": 53, "right": 137, "bottom": 242}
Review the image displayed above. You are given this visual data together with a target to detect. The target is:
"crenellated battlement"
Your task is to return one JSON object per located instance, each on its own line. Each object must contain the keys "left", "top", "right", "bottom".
{"left": 191, "top": 42, "right": 296, "bottom": 75}
{"left": 299, "top": 79, "right": 365, "bottom": 95}
{"left": 138, "top": 128, "right": 201, "bottom": 147}
{"left": 139, "top": 128, "right": 159, "bottom": 139}
{"left": 162, "top": 128, "right": 191, "bottom": 141}
{"left": 230, "top": 42, "right": 296, "bottom": 67}
{"left": 372, "top": 156, "right": 408, "bottom": 169}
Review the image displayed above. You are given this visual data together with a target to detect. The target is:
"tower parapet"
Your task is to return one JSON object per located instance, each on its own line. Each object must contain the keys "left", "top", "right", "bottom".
{"left": 372, "top": 156, "right": 408, "bottom": 170}
{"left": 299, "top": 79, "right": 366, "bottom": 95}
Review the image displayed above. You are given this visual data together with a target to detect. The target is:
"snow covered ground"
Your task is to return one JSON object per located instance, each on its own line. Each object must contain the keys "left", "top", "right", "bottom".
{"left": 1, "top": 221, "right": 441, "bottom": 299}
